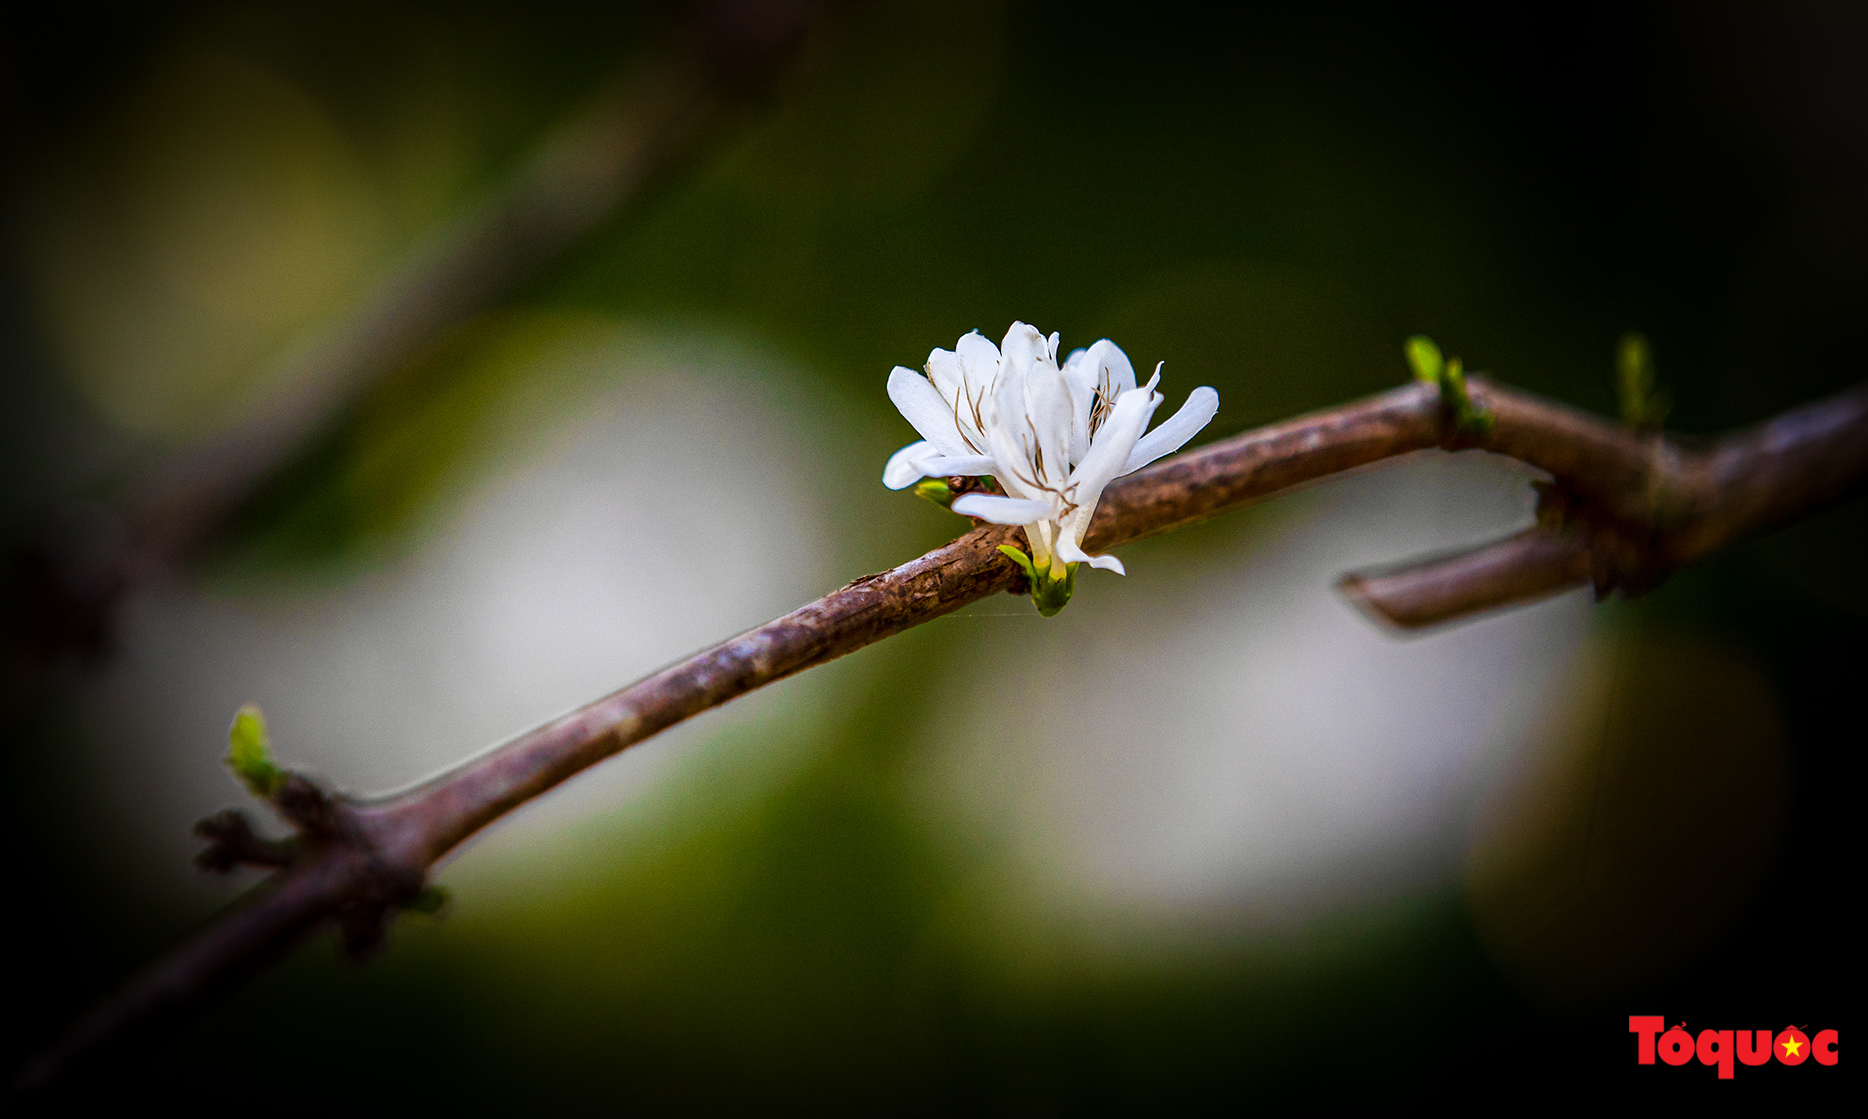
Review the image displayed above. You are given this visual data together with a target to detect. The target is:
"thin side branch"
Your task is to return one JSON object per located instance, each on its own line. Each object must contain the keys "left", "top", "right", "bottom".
{"left": 1338, "top": 529, "right": 1594, "bottom": 630}
{"left": 18, "top": 374, "right": 1868, "bottom": 1092}
{"left": 1339, "top": 377, "right": 1868, "bottom": 625}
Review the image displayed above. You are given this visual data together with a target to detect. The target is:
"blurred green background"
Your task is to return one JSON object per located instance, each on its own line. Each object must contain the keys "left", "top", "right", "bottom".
{"left": 2, "top": 0, "right": 1861, "bottom": 1108}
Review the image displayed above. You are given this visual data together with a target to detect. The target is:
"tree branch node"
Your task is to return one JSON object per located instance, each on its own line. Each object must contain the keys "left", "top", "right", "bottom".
{"left": 1531, "top": 480, "right": 1673, "bottom": 600}
{"left": 192, "top": 811, "right": 296, "bottom": 873}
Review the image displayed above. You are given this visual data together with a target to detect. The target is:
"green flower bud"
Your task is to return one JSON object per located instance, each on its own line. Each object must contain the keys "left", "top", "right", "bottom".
{"left": 913, "top": 479, "right": 955, "bottom": 508}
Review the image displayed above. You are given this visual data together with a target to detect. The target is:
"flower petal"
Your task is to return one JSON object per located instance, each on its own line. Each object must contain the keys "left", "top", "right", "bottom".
{"left": 1061, "top": 353, "right": 1098, "bottom": 465}
{"left": 920, "top": 452, "right": 998, "bottom": 477}
{"left": 1024, "top": 516, "right": 1059, "bottom": 571}
{"left": 1122, "top": 385, "right": 1219, "bottom": 474}
{"left": 1070, "top": 385, "right": 1161, "bottom": 508}
{"left": 1069, "top": 340, "right": 1137, "bottom": 463}
{"left": 955, "top": 330, "right": 1000, "bottom": 372}
{"left": 951, "top": 493, "right": 1054, "bottom": 525}
{"left": 995, "top": 324, "right": 1073, "bottom": 492}
{"left": 1082, "top": 339, "right": 1137, "bottom": 400}
{"left": 887, "top": 366, "right": 971, "bottom": 457}
{"left": 1057, "top": 384, "right": 1161, "bottom": 559}
{"left": 986, "top": 351, "right": 1038, "bottom": 498}
{"left": 1000, "top": 322, "right": 1048, "bottom": 378}
{"left": 1054, "top": 531, "right": 1127, "bottom": 574}
{"left": 931, "top": 341, "right": 995, "bottom": 452}
{"left": 1023, "top": 358, "right": 1074, "bottom": 492}
{"left": 883, "top": 443, "right": 998, "bottom": 489}
{"left": 925, "top": 347, "right": 965, "bottom": 405}
{"left": 883, "top": 440, "right": 938, "bottom": 489}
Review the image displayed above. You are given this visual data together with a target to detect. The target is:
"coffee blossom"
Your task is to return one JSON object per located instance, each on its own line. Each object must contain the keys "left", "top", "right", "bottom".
{"left": 882, "top": 322, "right": 1217, "bottom": 612}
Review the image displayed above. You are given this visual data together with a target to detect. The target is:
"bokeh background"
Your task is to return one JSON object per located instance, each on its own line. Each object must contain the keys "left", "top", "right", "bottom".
{"left": 2, "top": 0, "right": 1860, "bottom": 1107}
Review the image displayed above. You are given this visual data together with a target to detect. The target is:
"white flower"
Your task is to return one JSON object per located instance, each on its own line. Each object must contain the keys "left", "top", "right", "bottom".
{"left": 883, "top": 322, "right": 1218, "bottom": 582}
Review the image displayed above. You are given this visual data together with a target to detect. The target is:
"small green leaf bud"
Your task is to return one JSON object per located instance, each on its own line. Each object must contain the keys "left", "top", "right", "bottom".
{"left": 1406, "top": 335, "right": 1444, "bottom": 384}
{"left": 996, "top": 544, "right": 1038, "bottom": 580}
{"left": 1406, "top": 336, "right": 1494, "bottom": 438}
{"left": 227, "top": 704, "right": 287, "bottom": 798}
{"left": 1441, "top": 357, "right": 1495, "bottom": 436}
{"left": 1617, "top": 332, "right": 1670, "bottom": 430}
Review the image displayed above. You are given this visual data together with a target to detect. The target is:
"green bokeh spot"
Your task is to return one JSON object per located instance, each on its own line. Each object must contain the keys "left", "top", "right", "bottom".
{"left": 403, "top": 886, "right": 451, "bottom": 915}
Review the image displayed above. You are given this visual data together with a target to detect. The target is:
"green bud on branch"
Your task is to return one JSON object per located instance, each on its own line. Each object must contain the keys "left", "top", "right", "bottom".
{"left": 912, "top": 479, "right": 955, "bottom": 508}
{"left": 227, "top": 704, "right": 287, "bottom": 798}
{"left": 1406, "top": 335, "right": 1444, "bottom": 385}
{"left": 1406, "top": 335, "right": 1491, "bottom": 437}
{"left": 1617, "top": 331, "right": 1670, "bottom": 430}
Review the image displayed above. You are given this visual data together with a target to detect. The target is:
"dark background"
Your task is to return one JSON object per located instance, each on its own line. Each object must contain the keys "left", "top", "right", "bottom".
{"left": 2, "top": 0, "right": 1858, "bottom": 1108}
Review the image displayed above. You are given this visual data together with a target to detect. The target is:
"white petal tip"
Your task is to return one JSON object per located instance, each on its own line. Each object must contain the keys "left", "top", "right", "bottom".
{"left": 882, "top": 440, "right": 935, "bottom": 489}
{"left": 951, "top": 493, "right": 1053, "bottom": 525}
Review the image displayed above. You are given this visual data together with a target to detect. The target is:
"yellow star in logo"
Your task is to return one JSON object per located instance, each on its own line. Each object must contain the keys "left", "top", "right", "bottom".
{"left": 1780, "top": 1036, "right": 1804, "bottom": 1058}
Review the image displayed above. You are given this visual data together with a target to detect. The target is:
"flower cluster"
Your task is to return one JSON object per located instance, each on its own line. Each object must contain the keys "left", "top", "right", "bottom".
{"left": 883, "top": 322, "right": 1217, "bottom": 613}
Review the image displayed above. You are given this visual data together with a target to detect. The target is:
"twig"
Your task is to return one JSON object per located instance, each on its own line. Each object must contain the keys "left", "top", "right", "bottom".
{"left": 15, "top": 374, "right": 1867, "bottom": 1092}
{"left": 1337, "top": 528, "right": 1595, "bottom": 630}
{"left": 1337, "top": 377, "right": 1868, "bottom": 626}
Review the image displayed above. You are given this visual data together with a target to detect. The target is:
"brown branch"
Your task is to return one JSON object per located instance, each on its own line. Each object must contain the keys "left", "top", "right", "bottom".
{"left": 1338, "top": 529, "right": 1595, "bottom": 630}
{"left": 1340, "top": 377, "right": 1868, "bottom": 626}
{"left": 16, "top": 374, "right": 1868, "bottom": 1094}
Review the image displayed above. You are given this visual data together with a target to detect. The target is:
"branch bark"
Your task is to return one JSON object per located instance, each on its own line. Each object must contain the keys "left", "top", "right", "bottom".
{"left": 16, "top": 374, "right": 1868, "bottom": 1093}
{"left": 1339, "top": 377, "right": 1868, "bottom": 626}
